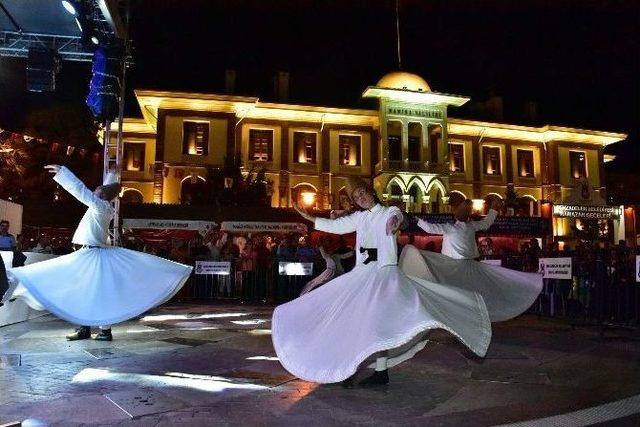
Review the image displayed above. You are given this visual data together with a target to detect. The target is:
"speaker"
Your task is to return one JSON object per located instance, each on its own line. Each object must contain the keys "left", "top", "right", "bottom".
{"left": 86, "top": 44, "right": 123, "bottom": 122}
{"left": 26, "top": 48, "right": 61, "bottom": 92}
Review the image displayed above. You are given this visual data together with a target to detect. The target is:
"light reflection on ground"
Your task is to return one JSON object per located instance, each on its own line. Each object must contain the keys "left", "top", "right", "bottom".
{"left": 231, "top": 319, "right": 268, "bottom": 326}
{"left": 141, "top": 312, "right": 251, "bottom": 322}
{"left": 72, "top": 368, "right": 269, "bottom": 393}
{"left": 246, "top": 356, "right": 279, "bottom": 361}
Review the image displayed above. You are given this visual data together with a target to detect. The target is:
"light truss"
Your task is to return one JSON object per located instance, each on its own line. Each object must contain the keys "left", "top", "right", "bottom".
{"left": 0, "top": 31, "right": 93, "bottom": 62}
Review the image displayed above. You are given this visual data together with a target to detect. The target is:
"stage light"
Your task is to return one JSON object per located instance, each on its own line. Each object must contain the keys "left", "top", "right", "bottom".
{"left": 61, "top": 0, "right": 76, "bottom": 15}
{"left": 472, "top": 199, "right": 485, "bottom": 213}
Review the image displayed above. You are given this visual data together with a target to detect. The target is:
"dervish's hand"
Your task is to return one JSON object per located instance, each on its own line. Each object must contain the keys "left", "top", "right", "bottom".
{"left": 491, "top": 198, "right": 503, "bottom": 211}
{"left": 44, "top": 164, "right": 61, "bottom": 174}
{"left": 386, "top": 215, "right": 400, "bottom": 236}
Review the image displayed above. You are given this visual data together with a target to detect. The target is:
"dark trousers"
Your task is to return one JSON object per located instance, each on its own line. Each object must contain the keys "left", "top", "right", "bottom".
{"left": 0, "top": 256, "right": 9, "bottom": 301}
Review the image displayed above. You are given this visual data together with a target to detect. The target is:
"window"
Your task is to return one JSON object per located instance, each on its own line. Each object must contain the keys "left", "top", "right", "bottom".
{"left": 517, "top": 149, "right": 534, "bottom": 177}
{"left": 449, "top": 143, "right": 464, "bottom": 172}
{"left": 182, "top": 121, "right": 209, "bottom": 155}
{"left": 429, "top": 124, "right": 442, "bottom": 163}
{"left": 293, "top": 132, "right": 317, "bottom": 164}
{"left": 482, "top": 146, "right": 501, "bottom": 175}
{"left": 408, "top": 123, "right": 422, "bottom": 162}
{"left": 339, "top": 134, "right": 361, "bottom": 166}
{"left": 570, "top": 151, "right": 587, "bottom": 179}
{"left": 249, "top": 129, "right": 274, "bottom": 162}
{"left": 387, "top": 121, "right": 402, "bottom": 161}
{"left": 124, "top": 142, "right": 145, "bottom": 172}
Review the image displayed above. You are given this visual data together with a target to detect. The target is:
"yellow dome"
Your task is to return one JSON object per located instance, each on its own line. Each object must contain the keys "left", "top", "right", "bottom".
{"left": 376, "top": 71, "right": 431, "bottom": 92}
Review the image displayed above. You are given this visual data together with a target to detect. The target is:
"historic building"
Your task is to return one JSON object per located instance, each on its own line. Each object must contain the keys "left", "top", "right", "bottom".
{"left": 112, "top": 72, "right": 626, "bottom": 223}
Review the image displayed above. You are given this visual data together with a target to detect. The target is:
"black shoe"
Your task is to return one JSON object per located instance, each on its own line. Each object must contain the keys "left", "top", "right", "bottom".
{"left": 93, "top": 329, "right": 113, "bottom": 341}
{"left": 341, "top": 374, "right": 356, "bottom": 388}
{"left": 359, "top": 370, "right": 389, "bottom": 387}
{"left": 66, "top": 326, "right": 91, "bottom": 341}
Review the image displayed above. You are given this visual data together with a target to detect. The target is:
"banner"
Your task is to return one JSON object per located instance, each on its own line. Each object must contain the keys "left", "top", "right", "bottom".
{"left": 122, "top": 219, "right": 216, "bottom": 232}
{"left": 539, "top": 257, "right": 572, "bottom": 279}
{"left": 221, "top": 221, "right": 307, "bottom": 234}
{"left": 406, "top": 214, "right": 549, "bottom": 236}
{"left": 195, "top": 261, "right": 231, "bottom": 275}
{"left": 636, "top": 255, "right": 640, "bottom": 283}
{"left": 279, "top": 262, "right": 313, "bottom": 276}
{"left": 553, "top": 204, "right": 622, "bottom": 219}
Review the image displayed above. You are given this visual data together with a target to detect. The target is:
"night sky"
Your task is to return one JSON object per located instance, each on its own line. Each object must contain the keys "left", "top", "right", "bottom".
{"left": 0, "top": 0, "right": 638, "bottom": 169}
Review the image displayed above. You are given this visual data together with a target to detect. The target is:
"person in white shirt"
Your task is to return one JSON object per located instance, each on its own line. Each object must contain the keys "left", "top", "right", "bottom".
{"left": 400, "top": 198, "right": 543, "bottom": 322}
{"left": 272, "top": 177, "right": 492, "bottom": 387}
{"left": 5, "top": 165, "right": 192, "bottom": 341}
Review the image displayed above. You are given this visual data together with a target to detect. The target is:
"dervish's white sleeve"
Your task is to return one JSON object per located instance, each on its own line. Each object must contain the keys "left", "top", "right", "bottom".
{"left": 471, "top": 209, "right": 498, "bottom": 231}
{"left": 416, "top": 218, "right": 452, "bottom": 235}
{"left": 53, "top": 166, "right": 112, "bottom": 213}
{"left": 314, "top": 211, "right": 359, "bottom": 235}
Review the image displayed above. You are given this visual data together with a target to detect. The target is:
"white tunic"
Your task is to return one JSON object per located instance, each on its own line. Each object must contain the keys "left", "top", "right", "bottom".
{"left": 417, "top": 209, "right": 498, "bottom": 259}
{"left": 314, "top": 203, "right": 403, "bottom": 267}
{"left": 272, "top": 204, "right": 492, "bottom": 383}
{"left": 53, "top": 166, "right": 113, "bottom": 247}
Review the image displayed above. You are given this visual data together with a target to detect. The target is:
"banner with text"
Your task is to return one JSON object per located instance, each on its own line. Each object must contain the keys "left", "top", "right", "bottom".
{"left": 195, "top": 261, "right": 231, "bottom": 275}
{"left": 123, "top": 218, "right": 216, "bottom": 232}
{"left": 222, "top": 221, "right": 307, "bottom": 234}
{"left": 539, "top": 257, "right": 572, "bottom": 279}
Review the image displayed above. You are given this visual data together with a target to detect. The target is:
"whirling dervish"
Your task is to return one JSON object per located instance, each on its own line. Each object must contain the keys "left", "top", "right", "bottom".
{"left": 4, "top": 164, "right": 192, "bottom": 341}
{"left": 401, "top": 198, "right": 543, "bottom": 322}
{"left": 272, "top": 177, "right": 492, "bottom": 387}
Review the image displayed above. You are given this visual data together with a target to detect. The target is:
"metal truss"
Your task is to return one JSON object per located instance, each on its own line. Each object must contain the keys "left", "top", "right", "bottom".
{"left": 0, "top": 31, "right": 93, "bottom": 61}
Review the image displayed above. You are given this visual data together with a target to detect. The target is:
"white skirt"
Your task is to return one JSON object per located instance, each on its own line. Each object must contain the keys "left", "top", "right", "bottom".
{"left": 399, "top": 245, "right": 543, "bottom": 322}
{"left": 7, "top": 247, "right": 192, "bottom": 326}
{"left": 272, "top": 262, "right": 491, "bottom": 384}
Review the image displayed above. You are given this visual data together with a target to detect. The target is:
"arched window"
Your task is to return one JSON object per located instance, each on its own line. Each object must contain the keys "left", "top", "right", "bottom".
{"left": 292, "top": 184, "right": 318, "bottom": 209}
{"left": 448, "top": 191, "right": 467, "bottom": 209}
{"left": 121, "top": 188, "right": 144, "bottom": 204}
{"left": 181, "top": 175, "right": 207, "bottom": 205}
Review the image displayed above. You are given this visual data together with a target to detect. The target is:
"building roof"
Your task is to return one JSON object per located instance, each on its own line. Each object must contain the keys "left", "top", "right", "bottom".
{"left": 124, "top": 89, "right": 627, "bottom": 147}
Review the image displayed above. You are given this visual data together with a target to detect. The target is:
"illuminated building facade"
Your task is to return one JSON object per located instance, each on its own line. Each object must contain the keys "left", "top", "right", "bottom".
{"left": 112, "top": 72, "right": 626, "bottom": 230}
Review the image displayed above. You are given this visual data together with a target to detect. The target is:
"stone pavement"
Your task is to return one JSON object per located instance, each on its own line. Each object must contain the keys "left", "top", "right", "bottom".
{"left": 0, "top": 303, "right": 639, "bottom": 426}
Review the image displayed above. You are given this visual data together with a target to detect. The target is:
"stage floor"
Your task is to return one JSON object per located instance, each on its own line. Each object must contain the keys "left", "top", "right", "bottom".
{"left": 0, "top": 303, "right": 639, "bottom": 426}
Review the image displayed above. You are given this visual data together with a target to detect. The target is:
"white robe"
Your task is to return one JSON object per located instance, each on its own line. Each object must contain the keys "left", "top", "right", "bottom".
{"left": 7, "top": 167, "right": 192, "bottom": 326}
{"left": 406, "top": 210, "right": 543, "bottom": 322}
{"left": 271, "top": 204, "right": 492, "bottom": 383}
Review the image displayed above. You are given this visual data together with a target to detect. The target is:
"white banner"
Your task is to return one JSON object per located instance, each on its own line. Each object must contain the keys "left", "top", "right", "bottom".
{"left": 636, "top": 255, "right": 640, "bottom": 283}
{"left": 481, "top": 259, "right": 502, "bottom": 266}
{"left": 279, "top": 262, "right": 313, "bottom": 276}
{"left": 539, "top": 257, "right": 572, "bottom": 279}
{"left": 195, "top": 261, "right": 231, "bottom": 275}
{"left": 122, "top": 219, "right": 216, "bottom": 232}
{"left": 221, "top": 221, "right": 307, "bottom": 234}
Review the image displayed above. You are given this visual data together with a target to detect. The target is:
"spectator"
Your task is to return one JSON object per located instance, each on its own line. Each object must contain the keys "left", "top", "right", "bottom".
{"left": 295, "top": 235, "right": 316, "bottom": 263}
{"left": 32, "top": 235, "right": 53, "bottom": 254}
{"left": 0, "top": 220, "right": 16, "bottom": 251}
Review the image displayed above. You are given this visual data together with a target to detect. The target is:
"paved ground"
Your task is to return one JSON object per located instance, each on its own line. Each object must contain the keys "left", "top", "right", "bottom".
{"left": 0, "top": 303, "right": 639, "bottom": 426}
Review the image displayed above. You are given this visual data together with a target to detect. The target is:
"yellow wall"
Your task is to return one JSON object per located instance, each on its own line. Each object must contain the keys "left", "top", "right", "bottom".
{"left": 329, "top": 130, "right": 371, "bottom": 176}
{"left": 557, "top": 146, "right": 600, "bottom": 188}
{"left": 241, "top": 123, "right": 282, "bottom": 172}
{"left": 163, "top": 115, "right": 228, "bottom": 166}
